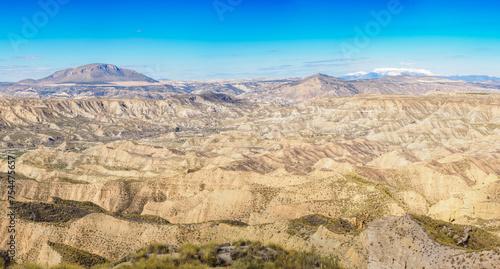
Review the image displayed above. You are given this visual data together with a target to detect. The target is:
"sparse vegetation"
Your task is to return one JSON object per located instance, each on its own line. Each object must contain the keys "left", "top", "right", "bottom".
{"left": 100, "top": 163, "right": 135, "bottom": 171}
{"left": 51, "top": 163, "right": 68, "bottom": 170}
{"left": 2, "top": 94, "right": 500, "bottom": 269}
{"left": 9, "top": 261, "right": 47, "bottom": 269}
{"left": 48, "top": 242, "right": 108, "bottom": 268}
{"left": 49, "top": 263, "right": 87, "bottom": 269}
{"left": 13, "top": 198, "right": 170, "bottom": 225}
{"left": 12, "top": 241, "right": 343, "bottom": 268}
{"left": 0, "top": 171, "right": 34, "bottom": 181}
{"left": 52, "top": 197, "right": 107, "bottom": 213}
{"left": 0, "top": 149, "right": 27, "bottom": 159}
{"left": 375, "top": 184, "right": 395, "bottom": 200}
{"left": 58, "top": 177, "right": 89, "bottom": 184}
{"left": 250, "top": 186, "right": 280, "bottom": 210}
{"left": 110, "top": 213, "right": 171, "bottom": 225}
{"left": 287, "top": 214, "right": 357, "bottom": 239}
{"left": 343, "top": 172, "right": 372, "bottom": 185}
{"left": 213, "top": 219, "right": 249, "bottom": 227}
{"left": 12, "top": 200, "right": 103, "bottom": 223}
{"left": 113, "top": 241, "right": 342, "bottom": 269}
{"left": 411, "top": 214, "right": 500, "bottom": 251}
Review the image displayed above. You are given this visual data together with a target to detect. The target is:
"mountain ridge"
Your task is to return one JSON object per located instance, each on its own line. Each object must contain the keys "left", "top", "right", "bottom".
{"left": 7, "top": 64, "right": 500, "bottom": 85}
{"left": 341, "top": 68, "right": 500, "bottom": 82}
{"left": 1, "top": 64, "right": 498, "bottom": 103}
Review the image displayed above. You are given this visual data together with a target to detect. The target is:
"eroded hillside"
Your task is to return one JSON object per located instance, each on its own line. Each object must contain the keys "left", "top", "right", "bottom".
{"left": 1, "top": 93, "right": 499, "bottom": 268}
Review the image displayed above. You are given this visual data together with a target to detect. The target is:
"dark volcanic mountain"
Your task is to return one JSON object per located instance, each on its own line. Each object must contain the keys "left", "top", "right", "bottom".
{"left": 20, "top": 63, "right": 158, "bottom": 84}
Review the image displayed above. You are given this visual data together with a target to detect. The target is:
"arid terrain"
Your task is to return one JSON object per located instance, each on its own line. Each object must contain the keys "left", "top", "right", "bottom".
{"left": 0, "top": 65, "right": 499, "bottom": 268}
{"left": 2, "top": 64, "right": 499, "bottom": 103}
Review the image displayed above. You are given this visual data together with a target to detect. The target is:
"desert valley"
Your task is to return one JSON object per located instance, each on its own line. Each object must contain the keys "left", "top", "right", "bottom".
{"left": 0, "top": 64, "right": 499, "bottom": 268}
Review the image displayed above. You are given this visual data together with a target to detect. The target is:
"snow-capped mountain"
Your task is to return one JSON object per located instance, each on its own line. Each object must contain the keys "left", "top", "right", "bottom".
{"left": 341, "top": 68, "right": 435, "bottom": 80}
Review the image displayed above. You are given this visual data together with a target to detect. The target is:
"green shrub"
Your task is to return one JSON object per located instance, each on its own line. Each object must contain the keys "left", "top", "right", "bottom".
{"left": 197, "top": 242, "right": 219, "bottom": 266}
{"left": 143, "top": 243, "right": 173, "bottom": 255}
{"left": 128, "top": 257, "right": 178, "bottom": 269}
{"left": 180, "top": 243, "right": 199, "bottom": 260}
{"left": 233, "top": 257, "right": 265, "bottom": 269}
{"left": 232, "top": 239, "right": 253, "bottom": 247}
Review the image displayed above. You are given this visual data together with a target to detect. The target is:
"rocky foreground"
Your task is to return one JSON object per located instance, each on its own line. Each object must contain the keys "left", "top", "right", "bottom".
{"left": 0, "top": 93, "right": 499, "bottom": 268}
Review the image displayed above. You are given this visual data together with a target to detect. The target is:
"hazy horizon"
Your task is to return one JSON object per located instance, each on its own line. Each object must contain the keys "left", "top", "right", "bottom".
{"left": 1, "top": 0, "right": 499, "bottom": 81}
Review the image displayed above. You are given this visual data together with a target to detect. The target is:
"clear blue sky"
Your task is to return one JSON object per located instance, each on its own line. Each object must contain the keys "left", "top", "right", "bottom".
{"left": 0, "top": 0, "right": 499, "bottom": 81}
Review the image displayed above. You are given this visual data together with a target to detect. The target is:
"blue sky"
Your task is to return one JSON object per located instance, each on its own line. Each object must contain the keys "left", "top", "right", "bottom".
{"left": 0, "top": 0, "right": 499, "bottom": 81}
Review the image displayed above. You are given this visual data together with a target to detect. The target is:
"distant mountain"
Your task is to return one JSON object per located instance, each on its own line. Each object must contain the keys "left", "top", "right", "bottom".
{"left": 19, "top": 63, "right": 158, "bottom": 84}
{"left": 239, "top": 73, "right": 360, "bottom": 104}
{"left": 2, "top": 68, "right": 498, "bottom": 102}
{"left": 439, "top": 75, "right": 500, "bottom": 82}
{"left": 341, "top": 68, "right": 435, "bottom": 80}
{"left": 341, "top": 68, "right": 500, "bottom": 83}
{"left": 239, "top": 73, "right": 498, "bottom": 104}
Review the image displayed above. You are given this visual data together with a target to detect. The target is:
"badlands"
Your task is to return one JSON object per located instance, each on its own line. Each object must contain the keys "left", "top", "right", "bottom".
{"left": 0, "top": 63, "right": 499, "bottom": 268}
{"left": 0, "top": 92, "right": 499, "bottom": 268}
